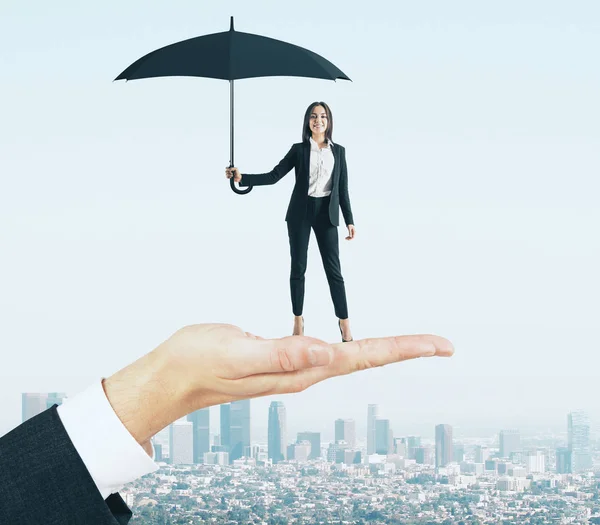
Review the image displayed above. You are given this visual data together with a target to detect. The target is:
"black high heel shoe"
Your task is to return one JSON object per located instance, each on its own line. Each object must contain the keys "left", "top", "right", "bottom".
{"left": 338, "top": 319, "right": 353, "bottom": 343}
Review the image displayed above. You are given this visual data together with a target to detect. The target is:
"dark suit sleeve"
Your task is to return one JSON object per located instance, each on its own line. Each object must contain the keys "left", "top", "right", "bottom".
{"left": 239, "top": 144, "right": 297, "bottom": 186}
{"left": 339, "top": 147, "right": 355, "bottom": 226}
{"left": 0, "top": 405, "right": 133, "bottom": 525}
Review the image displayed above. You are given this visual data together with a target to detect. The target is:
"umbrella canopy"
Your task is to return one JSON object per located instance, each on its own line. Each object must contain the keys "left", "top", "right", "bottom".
{"left": 116, "top": 17, "right": 350, "bottom": 82}
{"left": 115, "top": 17, "right": 351, "bottom": 194}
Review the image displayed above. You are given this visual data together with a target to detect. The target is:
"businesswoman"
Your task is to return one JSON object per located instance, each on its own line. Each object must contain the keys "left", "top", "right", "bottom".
{"left": 226, "top": 101, "right": 355, "bottom": 342}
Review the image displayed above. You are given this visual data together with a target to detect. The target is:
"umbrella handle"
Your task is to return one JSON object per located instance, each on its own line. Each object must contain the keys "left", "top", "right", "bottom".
{"left": 228, "top": 163, "right": 253, "bottom": 195}
{"left": 230, "top": 176, "right": 253, "bottom": 195}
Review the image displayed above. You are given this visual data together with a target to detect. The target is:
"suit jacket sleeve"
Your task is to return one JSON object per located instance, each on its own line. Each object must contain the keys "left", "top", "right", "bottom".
{"left": 0, "top": 406, "right": 133, "bottom": 525}
{"left": 239, "top": 144, "right": 297, "bottom": 186}
{"left": 340, "top": 146, "right": 355, "bottom": 226}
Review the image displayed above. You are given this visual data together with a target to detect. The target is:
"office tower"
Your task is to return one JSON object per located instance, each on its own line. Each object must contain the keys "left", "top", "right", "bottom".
{"left": 220, "top": 404, "right": 231, "bottom": 451}
{"left": 289, "top": 441, "right": 311, "bottom": 463}
{"left": 153, "top": 443, "right": 163, "bottom": 462}
{"left": 475, "top": 445, "right": 490, "bottom": 463}
{"left": 497, "top": 461, "right": 512, "bottom": 475}
{"left": 335, "top": 419, "right": 356, "bottom": 449}
{"left": 344, "top": 449, "right": 361, "bottom": 465}
{"left": 250, "top": 445, "right": 261, "bottom": 459}
{"left": 406, "top": 436, "right": 421, "bottom": 459}
{"left": 22, "top": 394, "right": 47, "bottom": 422}
{"left": 286, "top": 444, "right": 295, "bottom": 460}
{"left": 375, "top": 418, "right": 391, "bottom": 455}
{"left": 415, "top": 446, "right": 434, "bottom": 465}
{"left": 568, "top": 411, "right": 592, "bottom": 473}
{"left": 297, "top": 431, "right": 321, "bottom": 460}
{"left": 485, "top": 459, "right": 498, "bottom": 472}
{"left": 268, "top": 401, "right": 287, "bottom": 463}
{"left": 526, "top": 450, "right": 545, "bottom": 474}
{"left": 556, "top": 447, "right": 571, "bottom": 474}
{"left": 508, "top": 466, "right": 527, "bottom": 478}
{"left": 169, "top": 421, "right": 194, "bottom": 464}
{"left": 394, "top": 437, "right": 407, "bottom": 457}
{"left": 454, "top": 443, "right": 465, "bottom": 463}
{"left": 22, "top": 392, "right": 66, "bottom": 422}
{"left": 367, "top": 404, "right": 378, "bottom": 454}
{"left": 435, "top": 424, "right": 453, "bottom": 468}
{"left": 229, "top": 400, "right": 251, "bottom": 462}
{"left": 499, "top": 429, "right": 521, "bottom": 458}
{"left": 334, "top": 442, "right": 350, "bottom": 463}
{"left": 187, "top": 408, "right": 210, "bottom": 463}
{"left": 46, "top": 392, "right": 67, "bottom": 409}
{"left": 203, "top": 452, "right": 229, "bottom": 465}
{"left": 327, "top": 441, "right": 345, "bottom": 462}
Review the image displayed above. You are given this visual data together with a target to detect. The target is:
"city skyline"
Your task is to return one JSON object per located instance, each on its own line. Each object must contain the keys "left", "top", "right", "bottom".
{"left": 19, "top": 389, "right": 594, "bottom": 480}
{"left": 15, "top": 391, "right": 597, "bottom": 443}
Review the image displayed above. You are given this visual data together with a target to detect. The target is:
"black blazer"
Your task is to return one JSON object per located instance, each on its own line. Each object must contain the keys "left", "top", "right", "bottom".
{"left": 0, "top": 405, "right": 133, "bottom": 524}
{"left": 239, "top": 141, "right": 355, "bottom": 227}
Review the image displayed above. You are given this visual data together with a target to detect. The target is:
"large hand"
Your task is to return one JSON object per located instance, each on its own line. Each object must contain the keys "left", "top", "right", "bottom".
{"left": 103, "top": 324, "right": 453, "bottom": 447}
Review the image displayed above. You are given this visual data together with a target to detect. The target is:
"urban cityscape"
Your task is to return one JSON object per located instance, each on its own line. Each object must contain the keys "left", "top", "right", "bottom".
{"left": 20, "top": 393, "right": 600, "bottom": 524}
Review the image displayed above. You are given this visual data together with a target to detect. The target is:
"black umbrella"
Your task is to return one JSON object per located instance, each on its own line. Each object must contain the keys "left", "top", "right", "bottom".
{"left": 115, "top": 17, "right": 351, "bottom": 194}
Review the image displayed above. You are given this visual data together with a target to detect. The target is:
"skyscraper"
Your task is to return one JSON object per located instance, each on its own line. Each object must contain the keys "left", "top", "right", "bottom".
{"left": 288, "top": 441, "right": 311, "bottom": 463}
{"left": 499, "top": 429, "right": 521, "bottom": 458}
{"left": 454, "top": 443, "right": 465, "bottom": 463}
{"left": 46, "top": 392, "right": 67, "bottom": 409}
{"left": 268, "top": 401, "right": 287, "bottom": 463}
{"left": 375, "top": 418, "right": 392, "bottom": 455}
{"left": 475, "top": 445, "right": 490, "bottom": 463}
{"left": 394, "top": 437, "right": 407, "bottom": 456}
{"left": 170, "top": 421, "right": 194, "bottom": 465}
{"left": 556, "top": 447, "right": 571, "bottom": 474}
{"left": 220, "top": 404, "right": 231, "bottom": 452}
{"left": 406, "top": 436, "right": 422, "bottom": 460}
{"left": 415, "top": 446, "right": 434, "bottom": 465}
{"left": 525, "top": 450, "right": 545, "bottom": 474}
{"left": 297, "top": 431, "right": 321, "bottom": 460}
{"left": 22, "top": 394, "right": 47, "bottom": 422}
{"left": 367, "top": 404, "right": 378, "bottom": 455}
{"left": 568, "top": 411, "right": 592, "bottom": 472}
{"left": 22, "top": 392, "right": 66, "bottom": 422}
{"left": 187, "top": 408, "right": 210, "bottom": 463}
{"left": 435, "top": 424, "right": 453, "bottom": 468}
{"left": 335, "top": 419, "right": 356, "bottom": 449}
{"left": 229, "top": 399, "right": 251, "bottom": 462}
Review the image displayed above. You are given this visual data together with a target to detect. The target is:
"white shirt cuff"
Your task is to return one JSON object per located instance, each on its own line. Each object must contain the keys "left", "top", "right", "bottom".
{"left": 56, "top": 379, "right": 159, "bottom": 500}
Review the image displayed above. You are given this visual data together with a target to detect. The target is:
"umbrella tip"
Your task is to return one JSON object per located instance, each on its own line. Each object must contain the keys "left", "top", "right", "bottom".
{"left": 230, "top": 16, "right": 234, "bottom": 31}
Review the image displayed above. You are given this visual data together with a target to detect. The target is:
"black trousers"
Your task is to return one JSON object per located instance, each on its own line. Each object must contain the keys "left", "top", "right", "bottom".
{"left": 287, "top": 195, "right": 349, "bottom": 319}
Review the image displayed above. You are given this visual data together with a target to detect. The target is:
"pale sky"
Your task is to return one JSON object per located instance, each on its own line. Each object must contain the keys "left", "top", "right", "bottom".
{"left": 1, "top": 0, "right": 599, "bottom": 442}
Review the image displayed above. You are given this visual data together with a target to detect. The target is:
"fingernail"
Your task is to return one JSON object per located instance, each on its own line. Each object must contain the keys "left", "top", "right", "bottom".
{"left": 308, "top": 345, "right": 332, "bottom": 366}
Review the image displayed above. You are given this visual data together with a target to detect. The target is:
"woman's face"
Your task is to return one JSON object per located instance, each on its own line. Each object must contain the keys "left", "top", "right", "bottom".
{"left": 309, "top": 105, "right": 328, "bottom": 135}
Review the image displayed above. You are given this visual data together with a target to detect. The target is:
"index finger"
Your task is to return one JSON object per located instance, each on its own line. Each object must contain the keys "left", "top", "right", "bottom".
{"left": 272, "top": 334, "right": 454, "bottom": 391}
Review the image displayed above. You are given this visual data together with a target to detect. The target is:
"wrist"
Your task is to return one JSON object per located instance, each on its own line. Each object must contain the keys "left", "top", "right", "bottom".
{"left": 102, "top": 348, "right": 188, "bottom": 445}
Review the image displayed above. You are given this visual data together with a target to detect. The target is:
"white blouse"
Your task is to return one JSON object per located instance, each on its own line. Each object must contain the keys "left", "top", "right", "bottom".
{"left": 308, "top": 137, "right": 335, "bottom": 197}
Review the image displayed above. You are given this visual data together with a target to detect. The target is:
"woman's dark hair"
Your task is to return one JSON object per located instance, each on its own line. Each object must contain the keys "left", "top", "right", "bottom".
{"left": 302, "top": 101, "right": 333, "bottom": 143}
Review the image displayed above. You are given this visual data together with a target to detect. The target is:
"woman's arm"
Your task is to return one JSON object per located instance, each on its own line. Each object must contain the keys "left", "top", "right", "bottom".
{"left": 339, "top": 147, "right": 355, "bottom": 226}
{"left": 238, "top": 144, "right": 298, "bottom": 187}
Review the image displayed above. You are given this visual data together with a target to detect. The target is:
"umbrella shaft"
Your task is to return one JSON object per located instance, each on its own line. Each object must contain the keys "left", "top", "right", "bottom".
{"left": 230, "top": 80, "right": 234, "bottom": 167}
